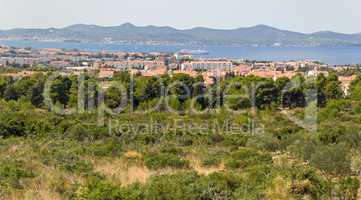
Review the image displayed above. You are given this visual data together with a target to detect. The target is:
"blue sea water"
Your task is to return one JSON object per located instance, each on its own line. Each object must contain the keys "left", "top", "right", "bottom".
{"left": 1, "top": 40, "right": 361, "bottom": 65}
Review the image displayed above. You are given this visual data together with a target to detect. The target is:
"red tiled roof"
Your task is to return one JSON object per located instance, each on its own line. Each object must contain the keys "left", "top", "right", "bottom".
{"left": 142, "top": 66, "right": 167, "bottom": 77}
{"left": 99, "top": 68, "right": 116, "bottom": 78}
{"left": 248, "top": 70, "right": 298, "bottom": 80}
{"left": 338, "top": 75, "right": 357, "bottom": 83}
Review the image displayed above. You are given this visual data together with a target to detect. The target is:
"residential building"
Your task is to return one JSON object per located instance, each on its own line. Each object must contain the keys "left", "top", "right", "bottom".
{"left": 181, "top": 61, "right": 233, "bottom": 71}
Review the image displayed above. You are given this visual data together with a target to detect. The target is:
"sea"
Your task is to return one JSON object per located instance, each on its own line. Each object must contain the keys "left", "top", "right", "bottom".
{"left": 1, "top": 40, "right": 361, "bottom": 65}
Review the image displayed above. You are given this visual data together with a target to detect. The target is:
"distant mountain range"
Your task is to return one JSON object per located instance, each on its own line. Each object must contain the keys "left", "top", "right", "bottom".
{"left": 1, "top": 23, "right": 361, "bottom": 47}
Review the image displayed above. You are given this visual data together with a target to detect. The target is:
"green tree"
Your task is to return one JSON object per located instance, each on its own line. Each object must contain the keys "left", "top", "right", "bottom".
{"left": 105, "top": 86, "right": 124, "bottom": 110}
{"left": 50, "top": 76, "right": 72, "bottom": 107}
{"left": 324, "top": 75, "right": 342, "bottom": 100}
{"left": 255, "top": 82, "right": 278, "bottom": 108}
{"left": 68, "top": 76, "right": 79, "bottom": 108}
{"left": 0, "top": 76, "right": 11, "bottom": 98}
{"left": 30, "top": 74, "right": 46, "bottom": 107}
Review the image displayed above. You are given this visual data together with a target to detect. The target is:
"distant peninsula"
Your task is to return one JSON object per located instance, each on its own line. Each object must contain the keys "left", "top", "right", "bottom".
{"left": 1, "top": 23, "right": 361, "bottom": 47}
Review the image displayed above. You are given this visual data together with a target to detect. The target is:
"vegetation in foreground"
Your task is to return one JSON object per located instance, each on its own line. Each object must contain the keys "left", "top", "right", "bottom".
{"left": 0, "top": 70, "right": 361, "bottom": 199}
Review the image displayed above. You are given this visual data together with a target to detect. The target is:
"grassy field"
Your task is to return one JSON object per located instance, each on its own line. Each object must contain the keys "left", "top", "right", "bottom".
{"left": 0, "top": 105, "right": 359, "bottom": 200}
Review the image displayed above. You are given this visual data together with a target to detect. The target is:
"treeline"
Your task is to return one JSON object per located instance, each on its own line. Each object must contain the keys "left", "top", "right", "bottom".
{"left": 0, "top": 70, "right": 351, "bottom": 112}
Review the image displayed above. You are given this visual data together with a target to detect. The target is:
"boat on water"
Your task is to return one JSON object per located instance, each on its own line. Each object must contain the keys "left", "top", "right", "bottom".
{"left": 178, "top": 49, "right": 209, "bottom": 55}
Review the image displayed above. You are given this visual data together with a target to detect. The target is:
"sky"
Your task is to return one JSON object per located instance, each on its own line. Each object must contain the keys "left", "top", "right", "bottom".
{"left": 0, "top": 0, "right": 360, "bottom": 33}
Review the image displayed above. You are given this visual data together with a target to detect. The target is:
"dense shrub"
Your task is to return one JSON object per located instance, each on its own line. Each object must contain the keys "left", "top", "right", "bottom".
{"left": 143, "top": 172, "right": 240, "bottom": 200}
{"left": 224, "top": 133, "right": 248, "bottom": 146}
{"left": 159, "top": 145, "right": 184, "bottom": 155}
{"left": 144, "top": 153, "right": 190, "bottom": 170}
{"left": 225, "top": 148, "right": 272, "bottom": 170}
{"left": 287, "top": 166, "right": 331, "bottom": 199}
{"left": 143, "top": 172, "right": 201, "bottom": 200}
{"left": 0, "top": 104, "right": 53, "bottom": 137}
{"left": 310, "top": 144, "right": 351, "bottom": 175}
{"left": 40, "top": 140, "right": 93, "bottom": 175}
{"left": 75, "top": 177, "right": 122, "bottom": 200}
{"left": 335, "top": 177, "right": 360, "bottom": 200}
{"left": 62, "top": 159, "right": 93, "bottom": 175}
{"left": 201, "top": 157, "right": 221, "bottom": 167}
{"left": 86, "top": 139, "right": 123, "bottom": 157}
{"left": 66, "top": 124, "right": 109, "bottom": 142}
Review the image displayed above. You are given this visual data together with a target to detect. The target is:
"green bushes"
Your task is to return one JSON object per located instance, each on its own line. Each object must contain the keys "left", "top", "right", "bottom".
{"left": 62, "top": 159, "right": 93, "bottom": 175}
{"left": 143, "top": 172, "right": 201, "bottom": 200}
{"left": 40, "top": 140, "right": 94, "bottom": 175}
{"left": 0, "top": 106, "right": 52, "bottom": 137}
{"left": 159, "top": 145, "right": 183, "bottom": 155}
{"left": 286, "top": 165, "right": 331, "bottom": 199}
{"left": 225, "top": 148, "right": 272, "bottom": 170}
{"left": 45, "top": 151, "right": 94, "bottom": 175}
{"left": 75, "top": 172, "right": 249, "bottom": 200}
{"left": 201, "top": 157, "right": 221, "bottom": 167}
{"left": 86, "top": 139, "right": 123, "bottom": 157}
{"left": 310, "top": 144, "right": 351, "bottom": 176}
{"left": 199, "top": 173, "right": 240, "bottom": 199}
{"left": 75, "top": 177, "right": 123, "bottom": 200}
{"left": 335, "top": 177, "right": 360, "bottom": 200}
{"left": 144, "top": 152, "right": 190, "bottom": 170}
{"left": 224, "top": 133, "right": 248, "bottom": 146}
{"left": 142, "top": 172, "right": 240, "bottom": 200}
{"left": 66, "top": 124, "right": 109, "bottom": 142}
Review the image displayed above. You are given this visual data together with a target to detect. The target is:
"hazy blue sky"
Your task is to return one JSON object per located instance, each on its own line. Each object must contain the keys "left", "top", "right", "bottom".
{"left": 1, "top": 0, "right": 360, "bottom": 33}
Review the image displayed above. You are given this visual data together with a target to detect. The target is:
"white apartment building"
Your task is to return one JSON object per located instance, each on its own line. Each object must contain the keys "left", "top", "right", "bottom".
{"left": 181, "top": 61, "right": 233, "bottom": 71}
{"left": 105, "top": 60, "right": 165, "bottom": 70}
{"left": 0, "top": 57, "right": 40, "bottom": 66}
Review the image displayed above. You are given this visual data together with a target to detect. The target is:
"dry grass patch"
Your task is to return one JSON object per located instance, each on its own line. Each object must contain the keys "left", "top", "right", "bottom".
{"left": 5, "top": 159, "right": 84, "bottom": 200}
{"left": 92, "top": 157, "right": 151, "bottom": 186}
{"left": 6, "top": 167, "right": 76, "bottom": 200}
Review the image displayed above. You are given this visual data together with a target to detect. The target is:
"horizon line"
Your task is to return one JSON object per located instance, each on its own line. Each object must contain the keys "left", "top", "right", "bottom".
{"left": 0, "top": 23, "right": 360, "bottom": 35}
